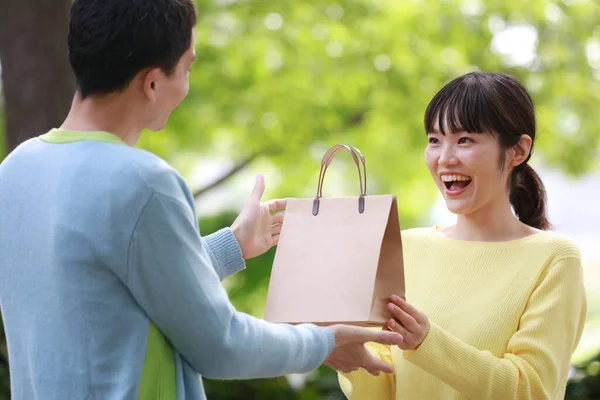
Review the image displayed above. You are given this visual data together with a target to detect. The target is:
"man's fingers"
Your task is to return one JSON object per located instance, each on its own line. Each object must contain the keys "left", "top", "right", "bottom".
{"left": 250, "top": 174, "right": 266, "bottom": 202}
{"left": 266, "top": 198, "right": 287, "bottom": 212}
{"left": 362, "top": 329, "right": 403, "bottom": 346}
{"left": 271, "top": 234, "right": 280, "bottom": 246}
{"left": 271, "top": 211, "right": 285, "bottom": 225}
{"left": 365, "top": 354, "right": 394, "bottom": 374}
{"left": 271, "top": 224, "right": 282, "bottom": 236}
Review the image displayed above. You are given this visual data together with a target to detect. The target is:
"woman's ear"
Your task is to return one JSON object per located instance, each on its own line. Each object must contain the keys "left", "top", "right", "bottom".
{"left": 508, "top": 134, "right": 533, "bottom": 167}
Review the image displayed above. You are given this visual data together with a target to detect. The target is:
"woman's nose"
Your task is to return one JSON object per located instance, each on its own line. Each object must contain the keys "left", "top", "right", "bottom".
{"left": 438, "top": 144, "right": 459, "bottom": 167}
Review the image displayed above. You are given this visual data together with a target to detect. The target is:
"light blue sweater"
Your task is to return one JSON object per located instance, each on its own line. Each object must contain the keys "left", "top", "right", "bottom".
{"left": 0, "top": 129, "right": 335, "bottom": 400}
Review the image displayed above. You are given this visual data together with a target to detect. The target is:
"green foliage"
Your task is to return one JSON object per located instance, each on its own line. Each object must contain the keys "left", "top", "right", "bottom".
{"left": 566, "top": 353, "right": 600, "bottom": 399}
{"left": 0, "top": 315, "right": 8, "bottom": 400}
{"left": 138, "top": 0, "right": 599, "bottom": 225}
{"left": 1, "top": 0, "right": 599, "bottom": 398}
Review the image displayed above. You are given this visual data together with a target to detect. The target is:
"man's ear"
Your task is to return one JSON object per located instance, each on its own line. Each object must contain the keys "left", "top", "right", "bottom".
{"left": 142, "top": 68, "right": 161, "bottom": 102}
{"left": 508, "top": 134, "right": 533, "bottom": 167}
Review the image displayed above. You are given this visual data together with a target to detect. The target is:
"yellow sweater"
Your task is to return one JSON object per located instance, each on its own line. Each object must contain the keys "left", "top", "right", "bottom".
{"left": 339, "top": 227, "right": 587, "bottom": 400}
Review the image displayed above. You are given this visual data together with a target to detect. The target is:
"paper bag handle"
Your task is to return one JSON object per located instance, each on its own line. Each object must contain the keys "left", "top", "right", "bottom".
{"left": 313, "top": 144, "right": 367, "bottom": 216}
{"left": 318, "top": 144, "right": 367, "bottom": 197}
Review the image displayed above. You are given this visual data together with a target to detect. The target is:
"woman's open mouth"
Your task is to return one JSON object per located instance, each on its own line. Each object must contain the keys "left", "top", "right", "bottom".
{"left": 441, "top": 174, "right": 472, "bottom": 193}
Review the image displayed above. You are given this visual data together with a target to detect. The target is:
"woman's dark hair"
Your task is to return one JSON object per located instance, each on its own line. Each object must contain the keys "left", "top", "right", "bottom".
{"left": 424, "top": 72, "right": 551, "bottom": 230}
{"left": 68, "top": 0, "right": 197, "bottom": 98}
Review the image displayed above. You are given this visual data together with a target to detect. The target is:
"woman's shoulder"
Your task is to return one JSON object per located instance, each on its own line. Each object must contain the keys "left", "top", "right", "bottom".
{"left": 399, "top": 227, "right": 440, "bottom": 250}
{"left": 400, "top": 226, "right": 436, "bottom": 241}
{"left": 399, "top": 226, "right": 581, "bottom": 261}
{"left": 527, "top": 230, "right": 582, "bottom": 261}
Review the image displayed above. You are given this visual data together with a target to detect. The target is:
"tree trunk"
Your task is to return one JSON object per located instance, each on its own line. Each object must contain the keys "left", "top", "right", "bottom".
{"left": 0, "top": 0, "right": 75, "bottom": 154}
{"left": 0, "top": 1, "right": 74, "bottom": 395}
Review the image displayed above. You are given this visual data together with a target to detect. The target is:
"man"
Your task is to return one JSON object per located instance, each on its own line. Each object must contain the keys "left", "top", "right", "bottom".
{"left": 0, "top": 0, "right": 403, "bottom": 399}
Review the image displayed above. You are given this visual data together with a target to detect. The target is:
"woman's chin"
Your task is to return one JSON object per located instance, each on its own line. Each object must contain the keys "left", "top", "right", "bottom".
{"left": 444, "top": 199, "right": 471, "bottom": 215}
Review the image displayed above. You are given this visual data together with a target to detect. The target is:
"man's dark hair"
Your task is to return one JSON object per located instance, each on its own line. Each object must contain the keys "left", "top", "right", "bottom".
{"left": 68, "top": 0, "right": 197, "bottom": 98}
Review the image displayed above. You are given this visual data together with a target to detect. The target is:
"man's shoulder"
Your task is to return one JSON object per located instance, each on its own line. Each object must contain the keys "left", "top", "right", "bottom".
{"left": 123, "top": 147, "right": 179, "bottom": 183}
{"left": 100, "top": 145, "right": 189, "bottom": 199}
{"left": 2, "top": 137, "right": 192, "bottom": 207}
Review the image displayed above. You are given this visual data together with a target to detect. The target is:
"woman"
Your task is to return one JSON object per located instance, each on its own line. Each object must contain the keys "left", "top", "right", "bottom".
{"left": 338, "top": 72, "right": 587, "bottom": 399}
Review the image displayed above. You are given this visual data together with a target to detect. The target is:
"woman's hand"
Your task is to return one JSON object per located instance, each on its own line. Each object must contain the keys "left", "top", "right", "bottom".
{"left": 384, "top": 295, "right": 430, "bottom": 351}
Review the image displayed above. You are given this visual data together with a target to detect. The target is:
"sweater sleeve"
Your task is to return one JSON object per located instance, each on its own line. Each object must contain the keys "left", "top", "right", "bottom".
{"left": 126, "top": 192, "right": 336, "bottom": 379}
{"left": 403, "top": 256, "right": 587, "bottom": 399}
{"left": 203, "top": 228, "right": 246, "bottom": 281}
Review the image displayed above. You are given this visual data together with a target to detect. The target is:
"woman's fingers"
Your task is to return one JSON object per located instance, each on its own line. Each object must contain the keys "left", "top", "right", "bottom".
{"left": 387, "top": 303, "right": 419, "bottom": 332}
{"left": 386, "top": 318, "right": 408, "bottom": 336}
{"left": 391, "top": 295, "right": 427, "bottom": 325}
{"left": 387, "top": 296, "right": 431, "bottom": 351}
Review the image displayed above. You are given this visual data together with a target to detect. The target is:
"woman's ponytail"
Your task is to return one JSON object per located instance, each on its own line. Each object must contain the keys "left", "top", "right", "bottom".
{"left": 509, "top": 163, "right": 551, "bottom": 230}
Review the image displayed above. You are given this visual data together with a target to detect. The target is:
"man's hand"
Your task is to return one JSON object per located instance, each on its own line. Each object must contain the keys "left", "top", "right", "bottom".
{"left": 325, "top": 325, "right": 403, "bottom": 376}
{"left": 231, "top": 174, "right": 286, "bottom": 260}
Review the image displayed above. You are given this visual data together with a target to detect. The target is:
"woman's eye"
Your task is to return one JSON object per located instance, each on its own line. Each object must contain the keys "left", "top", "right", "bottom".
{"left": 428, "top": 137, "right": 439, "bottom": 144}
{"left": 458, "top": 137, "right": 472, "bottom": 144}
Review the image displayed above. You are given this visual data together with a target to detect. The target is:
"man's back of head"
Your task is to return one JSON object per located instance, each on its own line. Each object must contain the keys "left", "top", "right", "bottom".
{"left": 69, "top": 0, "right": 196, "bottom": 98}
{"left": 64, "top": 0, "right": 198, "bottom": 140}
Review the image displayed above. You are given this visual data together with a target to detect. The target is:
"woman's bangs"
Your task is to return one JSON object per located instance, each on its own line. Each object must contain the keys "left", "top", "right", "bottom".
{"left": 424, "top": 77, "right": 498, "bottom": 136}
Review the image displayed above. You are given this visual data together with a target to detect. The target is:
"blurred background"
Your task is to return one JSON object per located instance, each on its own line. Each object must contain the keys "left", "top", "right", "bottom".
{"left": 0, "top": 0, "right": 599, "bottom": 398}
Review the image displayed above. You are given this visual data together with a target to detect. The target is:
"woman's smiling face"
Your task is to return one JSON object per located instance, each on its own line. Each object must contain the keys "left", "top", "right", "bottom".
{"left": 422, "top": 72, "right": 546, "bottom": 229}
{"left": 425, "top": 120, "right": 510, "bottom": 216}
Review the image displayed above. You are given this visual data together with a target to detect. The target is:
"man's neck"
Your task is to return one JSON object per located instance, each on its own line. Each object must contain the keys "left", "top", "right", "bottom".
{"left": 60, "top": 91, "right": 142, "bottom": 146}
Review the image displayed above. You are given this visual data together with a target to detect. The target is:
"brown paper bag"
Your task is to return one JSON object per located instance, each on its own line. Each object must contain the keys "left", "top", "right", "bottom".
{"left": 263, "top": 144, "right": 405, "bottom": 326}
